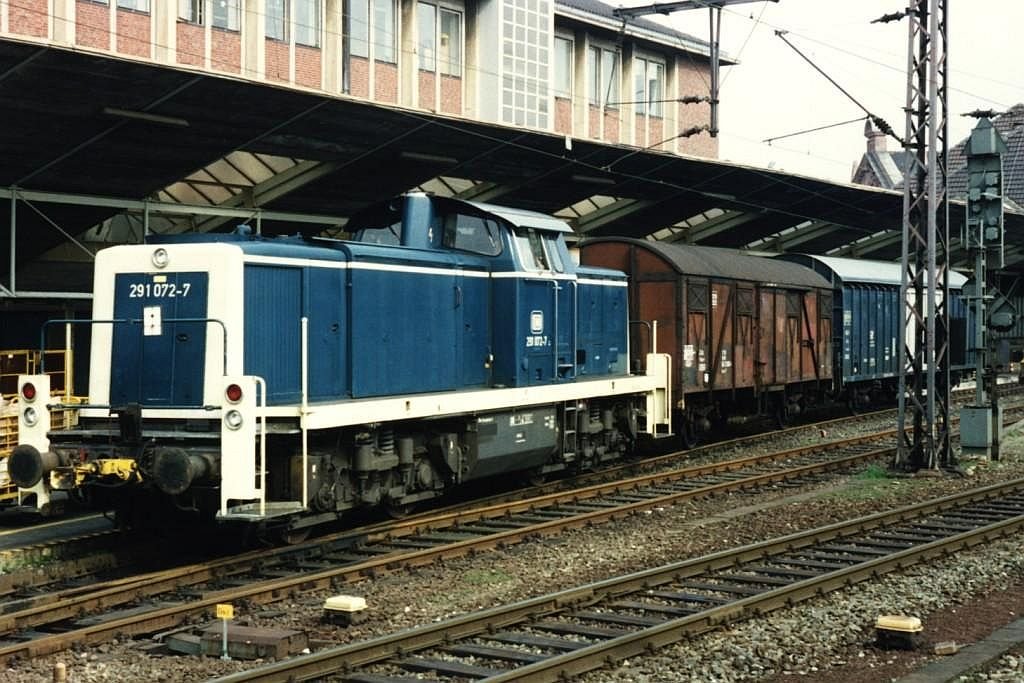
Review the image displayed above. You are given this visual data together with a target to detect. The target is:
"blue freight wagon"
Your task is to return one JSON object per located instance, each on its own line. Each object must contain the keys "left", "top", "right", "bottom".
{"left": 777, "top": 254, "right": 971, "bottom": 408}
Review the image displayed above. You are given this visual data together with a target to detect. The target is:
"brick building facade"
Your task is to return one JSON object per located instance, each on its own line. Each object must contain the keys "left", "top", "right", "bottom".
{"left": 1, "top": 0, "right": 719, "bottom": 159}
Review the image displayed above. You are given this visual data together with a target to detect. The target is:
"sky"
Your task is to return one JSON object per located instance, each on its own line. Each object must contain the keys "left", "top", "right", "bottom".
{"left": 641, "top": 0, "right": 1024, "bottom": 183}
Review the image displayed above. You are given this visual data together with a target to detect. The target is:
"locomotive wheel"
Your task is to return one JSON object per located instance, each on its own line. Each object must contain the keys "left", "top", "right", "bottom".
{"left": 386, "top": 502, "right": 415, "bottom": 519}
{"left": 525, "top": 471, "right": 547, "bottom": 487}
{"left": 279, "top": 527, "right": 311, "bottom": 545}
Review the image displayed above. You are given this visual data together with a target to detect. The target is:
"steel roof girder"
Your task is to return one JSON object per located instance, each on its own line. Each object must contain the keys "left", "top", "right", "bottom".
{"left": 832, "top": 230, "right": 901, "bottom": 257}
{"left": 684, "top": 209, "right": 762, "bottom": 242}
{"left": 0, "top": 186, "right": 345, "bottom": 225}
{"left": 453, "top": 182, "right": 510, "bottom": 203}
{"left": 574, "top": 198, "right": 656, "bottom": 234}
{"left": 772, "top": 222, "right": 843, "bottom": 251}
{"left": 186, "top": 159, "right": 341, "bottom": 234}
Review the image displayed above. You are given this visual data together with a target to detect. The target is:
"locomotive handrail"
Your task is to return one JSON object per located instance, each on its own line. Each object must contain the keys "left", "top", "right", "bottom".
{"left": 629, "top": 320, "right": 655, "bottom": 354}
{"left": 39, "top": 317, "right": 229, "bottom": 376}
{"left": 253, "top": 376, "right": 268, "bottom": 517}
{"left": 44, "top": 403, "right": 221, "bottom": 411}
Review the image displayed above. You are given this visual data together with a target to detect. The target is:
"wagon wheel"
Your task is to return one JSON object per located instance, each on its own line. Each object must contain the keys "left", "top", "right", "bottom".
{"left": 846, "top": 390, "right": 861, "bottom": 416}
{"left": 679, "top": 416, "right": 699, "bottom": 450}
{"left": 774, "top": 399, "right": 791, "bottom": 429}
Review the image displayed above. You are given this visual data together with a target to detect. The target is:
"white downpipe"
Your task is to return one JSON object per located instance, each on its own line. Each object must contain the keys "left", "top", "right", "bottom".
{"left": 301, "top": 316, "right": 309, "bottom": 509}
{"left": 652, "top": 319, "right": 658, "bottom": 355}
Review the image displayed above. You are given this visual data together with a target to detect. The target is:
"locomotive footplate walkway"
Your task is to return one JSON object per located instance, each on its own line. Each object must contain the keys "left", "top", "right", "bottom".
{"left": 209, "top": 479, "right": 1024, "bottom": 683}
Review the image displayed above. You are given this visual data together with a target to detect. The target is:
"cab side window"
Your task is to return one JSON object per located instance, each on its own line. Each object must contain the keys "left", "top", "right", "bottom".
{"left": 515, "top": 228, "right": 565, "bottom": 272}
{"left": 348, "top": 204, "right": 404, "bottom": 245}
{"left": 443, "top": 214, "right": 503, "bottom": 256}
{"left": 543, "top": 234, "right": 565, "bottom": 272}
{"left": 355, "top": 222, "right": 402, "bottom": 245}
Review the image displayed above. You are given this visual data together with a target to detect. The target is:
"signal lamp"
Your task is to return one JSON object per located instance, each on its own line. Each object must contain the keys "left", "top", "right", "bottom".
{"left": 226, "top": 384, "right": 243, "bottom": 403}
{"left": 22, "top": 407, "right": 38, "bottom": 427}
{"left": 152, "top": 248, "right": 170, "bottom": 269}
{"left": 224, "top": 410, "right": 244, "bottom": 430}
{"left": 21, "top": 383, "right": 36, "bottom": 401}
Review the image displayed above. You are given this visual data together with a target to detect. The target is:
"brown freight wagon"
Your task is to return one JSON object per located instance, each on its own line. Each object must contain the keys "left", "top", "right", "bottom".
{"left": 580, "top": 238, "right": 834, "bottom": 445}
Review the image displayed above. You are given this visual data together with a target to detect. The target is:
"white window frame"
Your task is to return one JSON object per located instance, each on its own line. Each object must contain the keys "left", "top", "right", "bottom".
{"left": 349, "top": 0, "right": 397, "bottom": 63}
{"left": 634, "top": 56, "right": 665, "bottom": 117}
{"left": 373, "top": 0, "right": 398, "bottom": 63}
{"left": 553, "top": 35, "right": 573, "bottom": 99}
{"left": 267, "top": 0, "right": 289, "bottom": 41}
{"left": 418, "top": 2, "right": 463, "bottom": 76}
{"left": 213, "top": 0, "right": 242, "bottom": 31}
{"left": 178, "top": 0, "right": 242, "bottom": 31}
{"left": 294, "top": 0, "right": 322, "bottom": 47}
{"left": 587, "top": 43, "right": 619, "bottom": 108}
{"left": 118, "top": 0, "right": 150, "bottom": 11}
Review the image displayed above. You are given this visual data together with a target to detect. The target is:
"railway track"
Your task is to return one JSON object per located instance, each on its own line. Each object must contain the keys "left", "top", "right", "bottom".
{"left": 0, "top": 406, "right": 1019, "bottom": 666}
{"left": 1, "top": 381, "right": 1013, "bottom": 583}
{"left": 0, "top": 405, "right": 900, "bottom": 592}
{"left": 210, "top": 477, "right": 1024, "bottom": 683}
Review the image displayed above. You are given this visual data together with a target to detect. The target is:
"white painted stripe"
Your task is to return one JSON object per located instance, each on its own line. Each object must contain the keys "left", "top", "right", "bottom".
{"left": 350, "top": 262, "right": 491, "bottom": 278}
{"left": 245, "top": 255, "right": 349, "bottom": 269}
{"left": 491, "top": 271, "right": 577, "bottom": 281}
{"left": 243, "top": 255, "right": 611, "bottom": 283}
{"left": 243, "top": 255, "right": 492, "bottom": 279}
{"left": 577, "top": 278, "right": 628, "bottom": 287}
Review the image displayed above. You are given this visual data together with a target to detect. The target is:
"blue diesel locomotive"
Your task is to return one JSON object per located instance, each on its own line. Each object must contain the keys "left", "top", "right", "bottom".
{"left": 11, "top": 195, "right": 671, "bottom": 532}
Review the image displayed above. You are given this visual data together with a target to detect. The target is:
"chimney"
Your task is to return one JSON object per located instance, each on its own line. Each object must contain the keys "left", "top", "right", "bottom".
{"left": 865, "top": 118, "right": 887, "bottom": 153}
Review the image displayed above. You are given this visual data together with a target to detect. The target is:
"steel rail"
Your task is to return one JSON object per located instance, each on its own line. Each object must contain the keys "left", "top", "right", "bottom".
{"left": 208, "top": 478, "right": 1024, "bottom": 683}
{"left": 0, "top": 405, "right": 1018, "bottom": 666}
{"left": 0, "top": 404, "right": 894, "bottom": 582}
{"left": 0, "top": 430, "right": 899, "bottom": 637}
{"left": 0, "top": 429, "right": 906, "bottom": 663}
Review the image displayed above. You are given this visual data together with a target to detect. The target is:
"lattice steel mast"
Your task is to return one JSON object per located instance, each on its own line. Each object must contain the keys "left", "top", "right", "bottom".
{"left": 895, "top": 0, "right": 951, "bottom": 470}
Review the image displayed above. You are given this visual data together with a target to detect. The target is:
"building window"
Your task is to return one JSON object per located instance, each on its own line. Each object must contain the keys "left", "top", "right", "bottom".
{"left": 587, "top": 46, "right": 618, "bottom": 107}
{"left": 374, "top": 0, "right": 397, "bottom": 62}
{"left": 553, "top": 36, "right": 572, "bottom": 98}
{"left": 179, "top": 1, "right": 241, "bottom": 31}
{"left": 417, "top": 3, "right": 436, "bottom": 71}
{"left": 439, "top": 8, "right": 461, "bottom": 76}
{"left": 295, "top": 0, "right": 322, "bottom": 47}
{"left": 500, "top": 0, "right": 550, "bottom": 128}
{"left": 418, "top": 3, "right": 462, "bottom": 75}
{"left": 213, "top": 0, "right": 241, "bottom": 30}
{"left": 349, "top": 0, "right": 397, "bottom": 62}
{"left": 267, "top": 0, "right": 288, "bottom": 40}
{"left": 179, "top": 0, "right": 202, "bottom": 23}
{"left": 349, "top": 0, "right": 369, "bottom": 56}
{"left": 634, "top": 57, "right": 665, "bottom": 117}
{"left": 118, "top": 0, "right": 150, "bottom": 11}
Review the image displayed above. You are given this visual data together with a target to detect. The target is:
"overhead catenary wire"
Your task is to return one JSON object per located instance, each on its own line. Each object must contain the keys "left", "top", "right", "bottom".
{"left": 774, "top": 29, "right": 902, "bottom": 146}
{"left": 762, "top": 115, "right": 868, "bottom": 145}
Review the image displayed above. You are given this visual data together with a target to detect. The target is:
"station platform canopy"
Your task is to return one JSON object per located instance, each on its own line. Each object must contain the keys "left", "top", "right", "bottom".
{"left": 2, "top": 40, "right": 1022, "bottom": 297}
